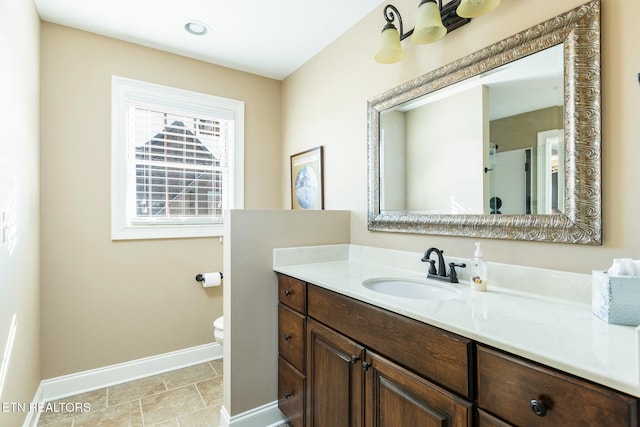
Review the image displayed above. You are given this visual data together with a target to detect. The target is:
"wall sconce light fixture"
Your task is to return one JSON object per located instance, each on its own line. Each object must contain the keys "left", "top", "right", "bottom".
{"left": 375, "top": 0, "right": 501, "bottom": 64}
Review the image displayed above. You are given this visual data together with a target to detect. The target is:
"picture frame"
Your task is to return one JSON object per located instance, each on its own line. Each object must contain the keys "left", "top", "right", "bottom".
{"left": 290, "top": 146, "right": 324, "bottom": 210}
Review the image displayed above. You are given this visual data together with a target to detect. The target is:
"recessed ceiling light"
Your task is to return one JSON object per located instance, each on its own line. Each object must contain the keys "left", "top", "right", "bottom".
{"left": 184, "top": 21, "right": 210, "bottom": 36}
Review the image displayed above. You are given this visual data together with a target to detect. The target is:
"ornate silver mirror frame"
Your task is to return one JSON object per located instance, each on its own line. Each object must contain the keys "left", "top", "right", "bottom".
{"left": 367, "top": 0, "right": 601, "bottom": 244}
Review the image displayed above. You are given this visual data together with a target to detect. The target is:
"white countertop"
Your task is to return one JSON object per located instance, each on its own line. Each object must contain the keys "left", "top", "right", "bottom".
{"left": 273, "top": 244, "right": 640, "bottom": 398}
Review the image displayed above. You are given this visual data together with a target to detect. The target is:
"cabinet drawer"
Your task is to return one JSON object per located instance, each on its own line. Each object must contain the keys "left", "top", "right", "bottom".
{"left": 279, "top": 356, "right": 305, "bottom": 427}
{"left": 477, "top": 346, "right": 639, "bottom": 426}
{"left": 278, "top": 304, "right": 306, "bottom": 373}
{"left": 308, "top": 284, "right": 473, "bottom": 399}
{"left": 278, "top": 274, "right": 307, "bottom": 313}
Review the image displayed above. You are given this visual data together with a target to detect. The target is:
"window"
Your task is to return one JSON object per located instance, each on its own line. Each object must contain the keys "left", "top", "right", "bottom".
{"left": 111, "top": 76, "right": 244, "bottom": 239}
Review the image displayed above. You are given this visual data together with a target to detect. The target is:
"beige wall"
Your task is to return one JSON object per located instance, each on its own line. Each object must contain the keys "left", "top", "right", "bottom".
{"left": 0, "top": 0, "right": 41, "bottom": 424}
{"left": 282, "top": 0, "right": 640, "bottom": 273}
{"left": 406, "top": 86, "right": 485, "bottom": 213}
{"left": 40, "top": 23, "right": 282, "bottom": 378}
{"left": 223, "top": 210, "right": 350, "bottom": 416}
{"left": 379, "top": 110, "right": 406, "bottom": 211}
{"left": 491, "top": 106, "right": 563, "bottom": 152}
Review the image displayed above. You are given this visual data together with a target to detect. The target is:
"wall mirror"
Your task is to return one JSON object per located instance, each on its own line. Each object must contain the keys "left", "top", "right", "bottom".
{"left": 367, "top": 0, "right": 601, "bottom": 244}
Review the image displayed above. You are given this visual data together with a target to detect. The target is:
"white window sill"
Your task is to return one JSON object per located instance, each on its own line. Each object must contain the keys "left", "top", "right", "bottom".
{"left": 111, "top": 223, "right": 223, "bottom": 240}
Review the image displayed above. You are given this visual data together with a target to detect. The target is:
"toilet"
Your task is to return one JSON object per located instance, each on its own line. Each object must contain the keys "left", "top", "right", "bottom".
{"left": 213, "top": 316, "right": 224, "bottom": 347}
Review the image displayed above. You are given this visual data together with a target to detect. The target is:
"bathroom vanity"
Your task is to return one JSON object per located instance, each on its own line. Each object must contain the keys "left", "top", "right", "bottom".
{"left": 274, "top": 245, "right": 640, "bottom": 426}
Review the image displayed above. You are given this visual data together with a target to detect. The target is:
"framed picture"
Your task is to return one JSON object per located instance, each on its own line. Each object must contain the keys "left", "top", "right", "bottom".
{"left": 291, "top": 146, "right": 324, "bottom": 210}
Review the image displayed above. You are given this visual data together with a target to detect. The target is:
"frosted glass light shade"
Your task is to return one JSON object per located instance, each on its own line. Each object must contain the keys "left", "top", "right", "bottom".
{"left": 410, "top": 0, "right": 447, "bottom": 44}
{"left": 456, "top": 0, "right": 501, "bottom": 18}
{"left": 375, "top": 26, "right": 405, "bottom": 64}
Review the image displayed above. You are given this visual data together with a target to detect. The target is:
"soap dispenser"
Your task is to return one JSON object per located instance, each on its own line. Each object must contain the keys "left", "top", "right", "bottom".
{"left": 471, "top": 242, "right": 487, "bottom": 291}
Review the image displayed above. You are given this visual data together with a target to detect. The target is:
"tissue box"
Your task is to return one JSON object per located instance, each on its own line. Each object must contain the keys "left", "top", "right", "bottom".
{"left": 592, "top": 270, "right": 640, "bottom": 326}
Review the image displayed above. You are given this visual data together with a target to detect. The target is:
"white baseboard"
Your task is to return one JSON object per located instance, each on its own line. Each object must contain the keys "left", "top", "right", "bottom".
{"left": 24, "top": 343, "right": 221, "bottom": 427}
{"left": 220, "top": 401, "right": 287, "bottom": 427}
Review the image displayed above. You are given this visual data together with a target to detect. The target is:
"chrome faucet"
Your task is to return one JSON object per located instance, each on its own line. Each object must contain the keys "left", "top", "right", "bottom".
{"left": 421, "top": 247, "right": 466, "bottom": 283}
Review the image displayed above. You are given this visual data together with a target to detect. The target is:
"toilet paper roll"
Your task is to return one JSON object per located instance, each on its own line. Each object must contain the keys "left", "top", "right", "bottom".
{"left": 201, "top": 272, "right": 223, "bottom": 288}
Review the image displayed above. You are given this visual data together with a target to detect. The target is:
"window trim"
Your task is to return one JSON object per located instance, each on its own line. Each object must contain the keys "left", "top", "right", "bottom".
{"left": 111, "top": 76, "right": 244, "bottom": 240}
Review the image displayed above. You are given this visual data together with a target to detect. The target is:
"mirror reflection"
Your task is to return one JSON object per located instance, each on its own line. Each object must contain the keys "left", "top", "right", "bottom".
{"left": 368, "top": 0, "right": 601, "bottom": 244}
{"left": 379, "top": 44, "right": 564, "bottom": 216}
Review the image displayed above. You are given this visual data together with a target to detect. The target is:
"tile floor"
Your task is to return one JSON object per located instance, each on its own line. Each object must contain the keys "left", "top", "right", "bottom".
{"left": 36, "top": 359, "right": 223, "bottom": 427}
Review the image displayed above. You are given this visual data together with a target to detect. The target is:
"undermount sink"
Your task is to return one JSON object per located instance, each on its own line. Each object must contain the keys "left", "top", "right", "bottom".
{"left": 362, "top": 277, "right": 459, "bottom": 300}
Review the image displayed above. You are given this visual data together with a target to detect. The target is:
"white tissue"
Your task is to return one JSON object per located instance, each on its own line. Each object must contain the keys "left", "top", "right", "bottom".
{"left": 607, "top": 258, "right": 640, "bottom": 276}
{"left": 201, "top": 272, "right": 222, "bottom": 288}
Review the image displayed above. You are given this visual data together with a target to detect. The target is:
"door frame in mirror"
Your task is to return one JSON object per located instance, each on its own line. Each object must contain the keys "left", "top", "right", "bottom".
{"left": 367, "top": 0, "right": 601, "bottom": 245}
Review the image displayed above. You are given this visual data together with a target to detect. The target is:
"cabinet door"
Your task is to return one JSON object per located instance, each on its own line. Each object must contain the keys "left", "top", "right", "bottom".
{"left": 478, "top": 409, "right": 514, "bottom": 427}
{"left": 365, "top": 351, "right": 473, "bottom": 427}
{"left": 307, "top": 319, "right": 365, "bottom": 427}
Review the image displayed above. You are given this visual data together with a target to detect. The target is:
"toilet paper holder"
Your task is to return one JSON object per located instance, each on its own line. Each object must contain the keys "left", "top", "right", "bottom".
{"left": 195, "top": 272, "right": 223, "bottom": 283}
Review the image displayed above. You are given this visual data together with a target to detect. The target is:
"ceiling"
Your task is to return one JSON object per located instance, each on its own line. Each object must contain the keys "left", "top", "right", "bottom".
{"left": 33, "top": 0, "right": 385, "bottom": 80}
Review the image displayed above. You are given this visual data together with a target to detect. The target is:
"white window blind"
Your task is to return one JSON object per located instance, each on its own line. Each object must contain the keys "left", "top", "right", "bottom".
{"left": 112, "top": 76, "right": 244, "bottom": 240}
{"left": 128, "top": 104, "right": 232, "bottom": 224}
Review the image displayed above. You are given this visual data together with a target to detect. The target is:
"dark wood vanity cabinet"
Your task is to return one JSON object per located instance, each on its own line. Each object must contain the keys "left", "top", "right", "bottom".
{"left": 278, "top": 273, "right": 473, "bottom": 427}
{"left": 277, "top": 273, "right": 639, "bottom": 427}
